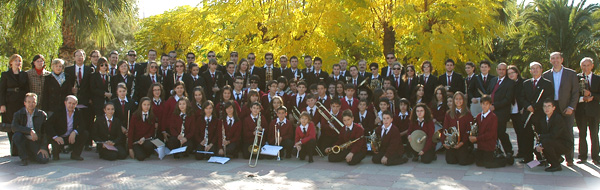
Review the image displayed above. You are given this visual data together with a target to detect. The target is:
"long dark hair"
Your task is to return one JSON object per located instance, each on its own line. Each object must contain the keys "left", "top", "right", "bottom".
{"left": 223, "top": 100, "right": 239, "bottom": 121}
{"left": 173, "top": 97, "right": 195, "bottom": 116}
{"left": 133, "top": 97, "right": 156, "bottom": 124}
{"left": 410, "top": 103, "right": 433, "bottom": 125}
{"left": 147, "top": 83, "right": 165, "bottom": 101}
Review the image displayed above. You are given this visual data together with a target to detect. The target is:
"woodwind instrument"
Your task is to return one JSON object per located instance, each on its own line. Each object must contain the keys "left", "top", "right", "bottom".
{"left": 204, "top": 118, "right": 209, "bottom": 147}
{"left": 276, "top": 128, "right": 281, "bottom": 161}
{"left": 332, "top": 136, "right": 364, "bottom": 154}
{"left": 222, "top": 120, "right": 227, "bottom": 156}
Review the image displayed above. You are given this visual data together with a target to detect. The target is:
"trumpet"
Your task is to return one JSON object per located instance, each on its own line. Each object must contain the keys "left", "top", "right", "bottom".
{"left": 316, "top": 102, "right": 341, "bottom": 134}
{"left": 248, "top": 113, "right": 264, "bottom": 167}
{"left": 332, "top": 136, "right": 363, "bottom": 154}
{"left": 368, "top": 130, "right": 380, "bottom": 153}
{"left": 580, "top": 76, "right": 588, "bottom": 97}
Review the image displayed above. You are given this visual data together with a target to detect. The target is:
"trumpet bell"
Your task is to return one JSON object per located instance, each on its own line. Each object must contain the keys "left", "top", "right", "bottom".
{"left": 331, "top": 145, "right": 341, "bottom": 154}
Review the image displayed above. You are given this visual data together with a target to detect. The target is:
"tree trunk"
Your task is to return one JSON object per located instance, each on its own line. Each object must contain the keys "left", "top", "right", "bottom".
{"left": 59, "top": 0, "right": 76, "bottom": 65}
{"left": 382, "top": 21, "right": 395, "bottom": 56}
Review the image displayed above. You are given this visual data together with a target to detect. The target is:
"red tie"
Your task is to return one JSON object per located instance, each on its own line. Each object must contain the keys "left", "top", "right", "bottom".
{"left": 121, "top": 100, "right": 126, "bottom": 115}
{"left": 532, "top": 79, "right": 537, "bottom": 91}
{"left": 111, "top": 68, "right": 115, "bottom": 76}
{"left": 152, "top": 75, "right": 156, "bottom": 83}
{"left": 483, "top": 76, "right": 487, "bottom": 83}
{"left": 491, "top": 79, "right": 501, "bottom": 102}
{"left": 211, "top": 73, "right": 215, "bottom": 80}
{"left": 108, "top": 119, "right": 112, "bottom": 131}
{"left": 78, "top": 68, "right": 82, "bottom": 85}
{"left": 395, "top": 77, "right": 400, "bottom": 87}
{"left": 102, "top": 75, "right": 106, "bottom": 85}
{"left": 176, "top": 75, "right": 181, "bottom": 81}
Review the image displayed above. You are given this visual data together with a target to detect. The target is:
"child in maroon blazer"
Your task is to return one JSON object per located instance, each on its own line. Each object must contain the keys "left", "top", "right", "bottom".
{"left": 372, "top": 111, "right": 408, "bottom": 166}
{"left": 147, "top": 83, "right": 166, "bottom": 138}
{"left": 442, "top": 92, "right": 474, "bottom": 165}
{"left": 325, "top": 110, "right": 367, "bottom": 165}
{"left": 161, "top": 81, "right": 188, "bottom": 139}
{"left": 429, "top": 85, "right": 448, "bottom": 124}
{"left": 219, "top": 101, "right": 242, "bottom": 158}
{"left": 267, "top": 106, "right": 294, "bottom": 158}
{"left": 128, "top": 97, "right": 158, "bottom": 161}
{"left": 469, "top": 95, "right": 500, "bottom": 168}
{"left": 166, "top": 97, "right": 197, "bottom": 159}
{"left": 196, "top": 100, "right": 220, "bottom": 160}
{"left": 242, "top": 102, "right": 268, "bottom": 159}
{"left": 294, "top": 111, "right": 317, "bottom": 163}
{"left": 356, "top": 99, "right": 376, "bottom": 136}
{"left": 407, "top": 103, "right": 437, "bottom": 163}
{"left": 341, "top": 83, "right": 359, "bottom": 113}
{"left": 318, "top": 98, "right": 344, "bottom": 151}
{"left": 394, "top": 98, "right": 411, "bottom": 156}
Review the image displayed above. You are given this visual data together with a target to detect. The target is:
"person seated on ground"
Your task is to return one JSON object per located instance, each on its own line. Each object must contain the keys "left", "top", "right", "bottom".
{"left": 535, "top": 99, "right": 573, "bottom": 172}
{"left": 372, "top": 110, "right": 408, "bottom": 166}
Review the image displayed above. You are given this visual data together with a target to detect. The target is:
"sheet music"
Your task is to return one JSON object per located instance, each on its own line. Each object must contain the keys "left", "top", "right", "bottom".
{"left": 196, "top": 151, "right": 214, "bottom": 154}
{"left": 208, "top": 156, "right": 230, "bottom": 164}
{"left": 170, "top": 146, "right": 187, "bottom": 154}
{"left": 150, "top": 139, "right": 165, "bottom": 147}
{"left": 527, "top": 160, "right": 541, "bottom": 168}
{"left": 104, "top": 144, "right": 118, "bottom": 151}
{"left": 155, "top": 146, "right": 188, "bottom": 160}
{"left": 260, "top": 145, "right": 283, "bottom": 156}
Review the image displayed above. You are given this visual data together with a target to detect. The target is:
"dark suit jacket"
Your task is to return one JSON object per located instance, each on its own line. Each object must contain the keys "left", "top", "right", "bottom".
{"left": 223, "top": 72, "right": 236, "bottom": 87}
{"left": 128, "top": 63, "right": 145, "bottom": 77}
{"left": 65, "top": 65, "right": 93, "bottom": 105}
{"left": 46, "top": 108, "right": 86, "bottom": 138}
{"left": 576, "top": 73, "right": 600, "bottom": 117}
{"left": 90, "top": 72, "right": 111, "bottom": 105}
{"left": 543, "top": 67, "right": 579, "bottom": 113}
{"left": 282, "top": 68, "right": 304, "bottom": 81}
{"left": 110, "top": 97, "right": 136, "bottom": 127}
{"left": 439, "top": 72, "right": 465, "bottom": 94}
{"left": 538, "top": 112, "right": 573, "bottom": 146}
{"left": 469, "top": 74, "right": 495, "bottom": 101}
{"left": 418, "top": 74, "right": 438, "bottom": 103}
{"left": 334, "top": 123, "right": 367, "bottom": 154}
{"left": 92, "top": 116, "right": 124, "bottom": 145}
{"left": 12, "top": 108, "right": 49, "bottom": 150}
{"left": 401, "top": 77, "right": 419, "bottom": 99}
{"left": 306, "top": 70, "right": 329, "bottom": 87}
{"left": 111, "top": 74, "right": 135, "bottom": 98}
{"left": 488, "top": 77, "right": 515, "bottom": 118}
{"left": 519, "top": 77, "right": 554, "bottom": 119}
{"left": 184, "top": 74, "right": 206, "bottom": 96}
{"left": 134, "top": 74, "right": 163, "bottom": 101}
{"left": 358, "top": 71, "right": 372, "bottom": 79}
{"left": 43, "top": 73, "right": 74, "bottom": 113}
{"left": 201, "top": 70, "right": 225, "bottom": 102}
{"left": 327, "top": 75, "right": 347, "bottom": 86}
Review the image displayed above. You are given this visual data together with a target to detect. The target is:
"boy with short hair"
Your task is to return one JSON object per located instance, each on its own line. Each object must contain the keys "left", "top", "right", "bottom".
{"left": 341, "top": 83, "right": 359, "bottom": 113}
{"left": 470, "top": 95, "right": 501, "bottom": 168}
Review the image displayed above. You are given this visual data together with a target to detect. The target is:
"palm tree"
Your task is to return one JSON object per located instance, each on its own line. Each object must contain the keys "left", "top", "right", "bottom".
{"left": 519, "top": 0, "right": 599, "bottom": 69}
{"left": 3, "top": 0, "right": 132, "bottom": 61}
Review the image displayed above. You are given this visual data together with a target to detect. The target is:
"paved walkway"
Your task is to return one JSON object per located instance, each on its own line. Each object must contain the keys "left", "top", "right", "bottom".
{"left": 0, "top": 128, "right": 599, "bottom": 189}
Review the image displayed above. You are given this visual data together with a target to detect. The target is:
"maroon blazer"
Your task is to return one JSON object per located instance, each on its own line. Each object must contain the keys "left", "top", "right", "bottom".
{"left": 335, "top": 123, "right": 367, "bottom": 154}
{"left": 320, "top": 111, "right": 343, "bottom": 138}
{"left": 393, "top": 113, "right": 410, "bottom": 135}
{"left": 215, "top": 100, "right": 241, "bottom": 118}
{"left": 219, "top": 117, "right": 242, "bottom": 148}
{"left": 287, "top": 94, "right": 307, "bottom": 111}
{"left": 475, "top": 112, "right": 498, "bottom": 151}
{"left": 295, "top": 123, "right": 317, "bottom": 144}
{"left": 407, "top": 120, "right": 436, "bottom": 153}
{"left": 196, "top": 115, "right": 221, "bottom": 147}
{"left": 239, "top": 104, "right": 252, "bottom": 121}
{"left": 355, "top": 110, "right": 376, "bottom": 134}
{"left": 128, "top": 114, "right": 157, "bottom": 148}
{"left": 376, "top": 125, "right": 404, "bottom": 158}
{"left": 300, "top": 106, "right": 322, "bottom": 127}
{"left": 429, "top": 102, "right": 447, "bottom": 123}
{"left": 168, "top": 113, "right": 198, "bottom": 142}
{"left": 340, "top": 97, "right": 359, "bottom": 113}
{"left": 242, "top": 114, "right": 268, "bottom": 144}
{"left": 151, "top": 100, "right": 167, "bottom": 134}
{"left": 267, "top": 119, "right": 294, "bottom": 145}
{"left": 441, "top": 112, "right": 474, "bottom": 143}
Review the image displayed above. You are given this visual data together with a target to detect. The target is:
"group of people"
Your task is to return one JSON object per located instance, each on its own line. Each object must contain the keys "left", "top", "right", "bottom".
{"left": 0, "top": 49, "right": 592, "bottom": 172}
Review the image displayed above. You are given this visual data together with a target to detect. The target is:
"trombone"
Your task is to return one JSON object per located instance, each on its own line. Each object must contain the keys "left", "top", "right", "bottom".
{"left": 275, "top": 128, "right": 281, "bottom": 161}
{"left": 316, "top": 102, "right": 343, "bottom": 133}
{"left": 248, "top": 113, "right": 264, "bottom": 167}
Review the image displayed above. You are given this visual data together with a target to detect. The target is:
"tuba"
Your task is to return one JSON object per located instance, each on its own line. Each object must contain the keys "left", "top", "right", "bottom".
{"left": 368, "top": 131, "right": 380, "bottom": 153}
{"left": 248, "top": 113, "right": 264, "bottom": 167}
{"left": 332, "top": 137, "right": 363, "bottom": 154}
{"left": 443, "top": 126, "right": 460, "bottom": 147}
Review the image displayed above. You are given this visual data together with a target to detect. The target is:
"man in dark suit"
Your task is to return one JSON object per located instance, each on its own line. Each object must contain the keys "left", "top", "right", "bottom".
{"left": 184, "top": 63, "right": 206, "bottom": 96}
{"left": 12, "top": 93, "right": 50, "bottom": 166}
{"left": 542, "top": 52, "right": 579, "bottom": 166}
{"left": 438, "top": 59, "right": 465, "bottom": 95}
{"left": 536, "top": 100, "right": 573, "bottom": 172}
{"left": 282, "top": 56, "right": 304, "bottom": 81}
{"left": 302, "top": 55, "right": 314, "bottom": 74}
{"left": 488, "top": 63, "right": 515, "bottom": 163}
{"left": 202, "top": 58, "right": 226, "bottom": 102}
{"left": 348, "top": 66, "right": 365, "bottom": 88}
{"left": 470, "top": 60, "right": 495, "bottom": 106}
{"left": 388, "top": 63, "right": 404, "bottom": 96}
{"left": 418, "top": 61, "right": 438, "bottom": 103}
{"left": 223, "top": 61, "right": 237, "bottom": 87}
{"left": 328, "top": 64, "right": 346, "bottom": 85}
{"left": 262, "top": 52, "right": 281, "bottom": 90}
{"left": 46, "top": 95, "right": 89, "bottom": 161}
{"left": 65, "top": 49, "right": 94, "bottom": 150}
{"left": 381, "top": 53, "right": 399, "bottom": 78}
{"left": 306, "top": 57, "right": 329, "bottom": 87}
{"left": 518, "top": 62, "right": 554, "bottom": 163}
{"left": 126, "top": 50, "right": 145, "bottom": 78}
{"left": 246, "top": 53, "right": 265, "bottom": 83}
{"left": 575, "top": 57, "right": 600, "bottom": 165}
{"left": 357, "top": 60, "right": 372, "bottom": 79}
{"left": 139, "top": 49, "right": 157, "bottom": 70}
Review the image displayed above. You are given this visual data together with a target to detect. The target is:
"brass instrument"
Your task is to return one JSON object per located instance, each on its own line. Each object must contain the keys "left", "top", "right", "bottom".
{"left": 358, "top": 78, "right": 368, "bottom": 87}
{"left": 222, "top": 121, "right": 227, "bottom": 156}
{"left": 248, "top": 113, "right": 264, "bottom": 167}
{"left": 443, "top": 126, "right": 459, "bottom": 147}
{"left": 469, "top": 122, "right": 478, "bottom": 136}
{"left": 368, "top": 77, "right": 381, "bottom": 90}
{"left": 580, "top": 75, "right": 588, "bottom": 97}
{"left": 276, "top": 128, "right": 281, "bottom": 161}
{"left": 368, "top": 130, "right": 380, "bottom": 153}
{"left": 316, "top": 102, "right": 342, "bottom": 134}
{"left": 292, "top": 107, "right": 302, "bottom": 121}
{"left": 432, "top": 129, "right": 443, "bottom": 143}
{"left": 345, "top": 76, "right": 351, "bottom": 83}
{"left": 332, "top": 136, "right": 363, "bottom": 154}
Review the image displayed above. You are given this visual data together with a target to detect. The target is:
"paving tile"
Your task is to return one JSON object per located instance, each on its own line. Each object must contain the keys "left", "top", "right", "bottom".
{"left": 463, "top": 170, "right": 523, "bottom": 184}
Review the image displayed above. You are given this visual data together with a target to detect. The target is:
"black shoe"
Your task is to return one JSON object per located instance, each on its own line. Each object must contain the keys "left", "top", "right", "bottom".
{"left": 308, "top": 156, "right": 314, "bottom": 163}
{"left": 559, "top": 157, "right": 565, "bottom": 163}
{"left": 577, "top": 160, "right": 587, "bottom": 164}
{"left": 545, "top": 165, "right": 562, "bottom": 172}
{"left": 84, "top": 145, "right": 92, "bottom": 151}
{"left": 19, "top": 160, "right": 28, "bottom": 166}
{"left": 540, "top": 160, "right": 548, "bottom": 166}
{"left": 412, "top": 156, "right": 419, "bottom": 162}
{"left": 70, "top": 156, "right": 84, "bottom": 161}
{"left": 52, "top": 154, "right": 60, "bottom": 161}
{"left": 593, "top": 160, "right": 600, "bottom": 165}
{"left": 514, "top": 153, "right": 524, "bottom": 159}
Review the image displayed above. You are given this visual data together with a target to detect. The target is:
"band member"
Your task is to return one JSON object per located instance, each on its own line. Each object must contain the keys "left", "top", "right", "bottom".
{"left": 341, "top": 84, "right": 359, "bottom": 113}
{"left": 288, "top": 81, "right": 308, "bottom": 120}
{"left": 542, "top": 52, "right": 578, "bottom": 166}
{"left": 518, "top": 62, "right": 554, "bottom": 163}
{"left": 394, "top": 98, "right": 411, "bottom": 155}
{"left": 246, "top": 53, "right": 265, "bottom": 89}
{"left": 407, "top": 103, "right": 436, "bottom": 163}
{"left": 43, "top": 59, "right": 75, "bottom": 114}
{"left": 384, "top": 87, "right": 400, "bottom": 115}
{"left": 389, "top": 63, "right": 404, "bottom": 95}
{"left": 196, "top": 100, "right": 220, "bottom": 160}
{"left": 235, "top": 59, "right": 251, "bottom": 89}
{"left": 12, "top": 93, "right": 49, "bottom": 166}
{"left": 488, "top": 63, "right": 515, "bottom": 163}
{"left": 282, "top": 56, "right": 304, "bottom": 80}
{"left": 295, "top": 111, "right": 317, "bottom": 163}
{"left": 242, "top": 102, "right": 268, "bottom": 159}
{"left": 441, "top": 92, "right": 474, "bottom": 165}
{"left": 372, "top": 111, "right": 408, "bottom": 166}
{"left": 262, "top": 52, "right": 282, "bottom": 90}
{"left": 261, "top": 81, "right": 279, "bottom": 122}
{"left": 464, "top": 62, "right": 476, "bottom": 105}
{"left": 326, "top": 110, "right": 367, "bottom": 165}
{"left": 148, "top": 83, "right": 166, "bottom": 137}
{"left": 348, "top": 65, "right": 364, "bottom": 88}
{"left": 90, "top": 57, "right": 112, "bottom": 117}
{"left": 191, "top": 87, "right": 207, "bottom": 117}
{"left": 219, "top": 101, "right": 242, "bottom": 158}
{"left": 401, "top": 65, "right": 418, "bottom": 100}
{"left": 110, "top": 83, "right": 136, "bottom": 134}
{"left": 356, "top": 99, "right": 376, "bottom": 135}
{"left": 438, "top": 59, "right": 465, "bottom": 95}
{"left": 300, "top": 94, "right": 322, "bottom": 130}
{"left": 328, "top": 64, "right": 346, "bottom": 85}
{"left": 536, "top": 100, "right": 573, "bottom": 172}
{"left": 470, "top": 95, "right": 502, "bottom": 168}
{"left": 411, "top": 85, "right": 425, "bottom": 107}
{"left": 166, "top": 97, "right": 197, "bottom": 158}
{"left": 335, "top": 81, "right": 345, "bottom": 99}
{"left": 268, "top": 96, "right": 284, "bottom": 124}
{"left": 575, "top": 57, "right": 600, "bottom": 164}
{"left": 217, "top": 85, "right": 241, "bottom": 119}
{"left": 276, "top": 77, "right": 289, "bottom": 99}
{"left": 202, "top": 58, "right": 225, "bottom": 102}
{"left": 318, "top": 98, "right": 343, "bottom": 151}
{"left": 162, "top": 81, "right": 188, "bottom": 132}
{"left": 111, "top": 61, "right": 135, "bottom": 99}
{"left": 316, "top": 83, "right": 331, "bottom": 108}
{"left": 507, "top": 65, "right": 524, "bottom": 159}
{"left": 185, "top": 63, "right": 206, "bottom": 97}
{"left": 375, "top": 98, "right": 391, "bottom": 126}
{"left": 135, "top": 62, "right": 163, "bottom": 102}
{"left": 128, "top": 97, "right": 159, "bottom": 161}
{"left": 246, "top": 75, "right": 264, "bottom": 95}
{"left": 223, "top": 61, "right": 237, "bottom": 87}
{"left": 369, "top": 62, "right": 383, "bottom": 84}
{"left": 92, "top": 103, "right": 127, "bottom": 161}
{"left": 430, "top": 86, "right": 448, "bottom": 124}
{"left": 306, "top": 57, "right": 329, "bottom": 87}
{"left": 268, "top": 106, "right": 294, "bottom": 158}
{"left": 469, "top": 60, "right": 494, "bottom": 108}
{"left": 381, "top": 53, "right": 399, "bottom": 78}
{"left": 159, "top": 54, "right": 172, "bottom": 78}
{"left": 357, "top": 60, "right": 371, "bottom": 79}
{"left": 240, "top": 90, "right": 260, "bottom": 121}
{"left": 232, "top": 76, "right": 246, "bottom": 104}
{"left": 46, "top": 95, "right": 89, "bottom": 161}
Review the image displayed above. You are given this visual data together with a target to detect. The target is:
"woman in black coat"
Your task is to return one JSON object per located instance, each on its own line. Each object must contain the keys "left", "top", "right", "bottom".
{"left": 90, "top": 58, "right": 113, "bottom": 117}
{"left": 507, "top": 65, "right": 525, "bottom": 159}
{"left": 43, "top": 59, "right": 75, "bottom": 115}
{"left": 111, "top": 61, "right": 135, "bottom": 100}
{"left": 0, "top": 54, "right": 29, "bottom": 156}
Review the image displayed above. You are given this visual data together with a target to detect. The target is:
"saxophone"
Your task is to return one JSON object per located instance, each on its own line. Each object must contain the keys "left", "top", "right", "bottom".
{"left": 332, "top": 136, "right": 364, "bottom": 154}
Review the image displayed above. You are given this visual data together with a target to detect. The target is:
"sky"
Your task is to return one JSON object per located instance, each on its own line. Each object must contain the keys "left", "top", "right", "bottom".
{"left": 137, "top": 0, "right": 600, "bottom": 18}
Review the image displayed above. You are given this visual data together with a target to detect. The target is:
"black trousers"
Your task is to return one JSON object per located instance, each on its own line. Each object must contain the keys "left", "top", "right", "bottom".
{"left": 98, "top": 143, "right": 127, "bottom": 161}
{"left": 294, "top": 139, "right": 316, "bottom": 160}
{"left": 12, "top": 132, "right": 49, "bottom": 164}
{"left": 419, "top": 149, "right": 437, "bottom": 164}
{"left": 497, "top": 115, "right": 513, "bottom": 155}
{"left": 520, "top": 113, "right": 538, "bottom": 161}
{"left": 132, "top": 141, "right": 156, "bottom": 161}
{"left": 317, "top": 135, "right": 337, "bottom": 153}
{"left": 542, "top": 140, "right": 570, "bottom": 167}
{"left": 195, "top": 143, "right": 218, "bottom": 160}
{"left": 278, "top": 139, "right": 294, "bottom": 158}
{"left": 475, "top": 149, "right": 500, "bottom": 168}
{"left": 80, "top": 107, "right": 94, "bottom": 147}
{"left": 166, "top": 136, "right": 196, "bottom": 157}
{"left": 445, "top": 144, "right": 474, "bottom": 165}
{"left": 328, "top": 149, "right": 366, "bottom": 165}
{"left": 372, "top": 152, "right": 407, "bottom": 166}
{"left": 223, "top": 142, "right": 238, "bottom": 158}
{"left": 50, "top": 131, "right": 89, "bottom": 158}
{"left": 511, "top": 113, "right": 525, "bottom": 156}
{"left": 576, "top": 115, "right": 600, "bottom": 161}
{"left": 7, "top": 131, "right": 18, "bottom": 156}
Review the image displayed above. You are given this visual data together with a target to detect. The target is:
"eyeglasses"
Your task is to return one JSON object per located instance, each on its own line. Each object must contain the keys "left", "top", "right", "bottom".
{"left": 231, "top": 55, "right": 238, "bottom": 57}
{"left": 393, "top": 68, "right": 401, "bottom": 70}
{"left": 128, "top": 54, "right": 137, "bottom": 57}
{"left": 208, "top": 55, "right": 216, "bottom": 58}
{"left": 386, "top": 57, "right": 395, "bottom": 60}
{"left": 187, "top": 57, "right": 195, "bottom": 59}
{"left": 248, "top": 57, "right": 256, "bottom": 60}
